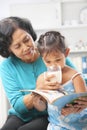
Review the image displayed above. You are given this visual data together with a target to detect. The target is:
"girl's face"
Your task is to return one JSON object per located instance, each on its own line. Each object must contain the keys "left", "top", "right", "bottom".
{"left": 9, "top": 28, "right": 37, "bottom": 62}
{"left": 42, "top": 50, "right": 66, "bottom": 69}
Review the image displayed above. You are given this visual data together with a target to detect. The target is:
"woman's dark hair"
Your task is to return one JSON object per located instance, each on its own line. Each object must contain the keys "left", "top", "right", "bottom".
{"left": 0, "top": 16, "right": 37, "bottom": 57}
{"left": 37, "top": 31, "right": 67, "bottom": 56}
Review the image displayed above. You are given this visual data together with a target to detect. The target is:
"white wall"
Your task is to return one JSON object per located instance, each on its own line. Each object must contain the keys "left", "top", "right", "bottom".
{"left": 0, "top": 57, "right": 9, "bottom": 128}
{"left": 0, "top": 0, "right": 50, "bottom": 19}
{"left": 0, "top": 81, "right": 8, "bottom": 128}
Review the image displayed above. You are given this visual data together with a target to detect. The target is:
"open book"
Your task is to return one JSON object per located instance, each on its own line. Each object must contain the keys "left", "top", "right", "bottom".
{"left": 20, "top": 89, "right": 87, "bottom": 105}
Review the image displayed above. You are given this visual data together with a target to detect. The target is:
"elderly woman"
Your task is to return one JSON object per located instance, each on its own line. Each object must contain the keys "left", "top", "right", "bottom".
{"left": 0, "top": 17, "right": 87, "bottom": 130}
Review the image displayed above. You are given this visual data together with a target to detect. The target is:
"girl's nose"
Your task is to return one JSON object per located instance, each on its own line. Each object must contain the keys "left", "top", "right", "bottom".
{"left": 53, "top": 63, "right": 58, "bottom": 66}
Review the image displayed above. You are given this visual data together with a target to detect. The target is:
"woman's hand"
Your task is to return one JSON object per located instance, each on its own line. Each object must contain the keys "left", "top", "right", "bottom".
{"left": 24, "top": 93, "right": 34, "bottom": 109}
{"left": 24, "top": 93, "right": 46, "bottom": 111}
{"left": 61, "top": 104, "right": 84, "bottom": 116}
{"left": 33, "top": 93, "right": 47, "bottom": 111}
{"left": 74, "top": 96, "right": 87, "bottom": 108}
{"left": 61, "top": 96, "right": 87, "bottom": 116}
{"left": 36, "top": 72, "right": 61, "bottom": 90}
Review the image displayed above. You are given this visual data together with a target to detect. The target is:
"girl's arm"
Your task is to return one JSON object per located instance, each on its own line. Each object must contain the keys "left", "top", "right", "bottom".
{"left": 66, "top": 57, "right": 87, "bottom": 86}
{"left": 73, "top": 74, "right": 87, "bottom": 93}
{"left": 61, "top": 73, "right": 87, "bottom": 116}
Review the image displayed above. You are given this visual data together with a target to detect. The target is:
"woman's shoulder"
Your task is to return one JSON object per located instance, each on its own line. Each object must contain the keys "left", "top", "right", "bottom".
{"left": 0, "top": 56, "right": 20, "bottom": 73}
{"left": 66, "top": 57, "right": 77, "bottom": 70}
{"left": 0, "top": 56, "right": 15, "bottom": 66}
{"left": 0, "top": 58, "right": 11, "bottom": 77}
{"left": 0, "top": 57, "right": 10, "bottom": 66}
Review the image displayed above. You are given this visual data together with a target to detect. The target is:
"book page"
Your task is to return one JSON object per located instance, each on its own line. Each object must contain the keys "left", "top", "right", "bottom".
{"left": 20, "top": 89, "right": 87, "bottom": 105}
{"left": 29, "top": 90, "right": 65, "bottom": 103}
{"left": 20, "top": 89, "right": 65, "bottom": 103}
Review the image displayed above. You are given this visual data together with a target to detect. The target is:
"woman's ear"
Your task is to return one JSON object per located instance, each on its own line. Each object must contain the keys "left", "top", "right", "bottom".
{"left": 8, "top": 47, "right": 11, "bottom": 53}
{"left": 65, "top": 48, "right": 70, "bottom": 57}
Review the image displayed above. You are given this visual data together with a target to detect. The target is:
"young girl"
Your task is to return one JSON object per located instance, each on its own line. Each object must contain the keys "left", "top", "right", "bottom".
{"left": 37, "top": 31, "right": 87, "bottom": 130}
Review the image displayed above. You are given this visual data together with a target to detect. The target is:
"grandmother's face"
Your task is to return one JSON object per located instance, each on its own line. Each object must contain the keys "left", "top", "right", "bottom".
{"left": 9, "top": 29, "right": 36, "bottom": 62}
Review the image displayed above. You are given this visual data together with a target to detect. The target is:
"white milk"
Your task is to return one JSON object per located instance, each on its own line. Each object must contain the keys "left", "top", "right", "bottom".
{"left": 46, "top": 66, "right": 62, "bottom": 83}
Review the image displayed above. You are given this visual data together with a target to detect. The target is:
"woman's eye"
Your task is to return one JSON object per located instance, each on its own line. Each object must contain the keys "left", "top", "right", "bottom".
{"left": 24, "top": 38, "right": 29, "bottom": 43}
{"left": 56, "top": 59, "right": 60, "bottom": 62}
{"left": 14, "top": 45, "right": 20, "bottom": 49}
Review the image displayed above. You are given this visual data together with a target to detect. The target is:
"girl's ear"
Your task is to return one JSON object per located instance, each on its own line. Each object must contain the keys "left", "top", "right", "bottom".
{"left": 65, "top": 48, "right": 70, "bottom": 57}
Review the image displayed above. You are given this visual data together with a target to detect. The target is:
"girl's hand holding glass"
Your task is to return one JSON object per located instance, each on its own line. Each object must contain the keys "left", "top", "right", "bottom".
{"left": 36, "top": 66, "right": 62, "bottom": 90}
{"left": 43, "top": 66, "right": 62, "bottom": 90}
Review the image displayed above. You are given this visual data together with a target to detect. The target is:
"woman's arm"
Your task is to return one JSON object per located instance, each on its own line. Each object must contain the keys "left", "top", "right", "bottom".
{"left": 0, "top": 60, "right": 36, "bottom": 114}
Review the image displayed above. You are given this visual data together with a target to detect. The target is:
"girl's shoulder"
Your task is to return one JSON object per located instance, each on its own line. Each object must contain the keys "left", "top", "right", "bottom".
{"left": 63, "top": 65, "right": 78, "bottom": 75}
{"left": 62, "top": 66, "right": 80, "bottom": 84}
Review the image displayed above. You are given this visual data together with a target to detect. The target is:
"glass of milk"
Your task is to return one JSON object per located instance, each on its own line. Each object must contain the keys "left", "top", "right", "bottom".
{"left": 46, "top": 66, "right": 62, "bottom": 83}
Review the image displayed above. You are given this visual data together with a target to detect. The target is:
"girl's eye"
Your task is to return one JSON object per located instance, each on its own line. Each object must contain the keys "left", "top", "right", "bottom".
{"left": 56, "top": 58, "right": 62, "bottom": 62}
{"left": 56, "top": 59, "right": 60, "bottom": 62}
{"left": 46, "top": 61, "right": 51, "bottom": 64}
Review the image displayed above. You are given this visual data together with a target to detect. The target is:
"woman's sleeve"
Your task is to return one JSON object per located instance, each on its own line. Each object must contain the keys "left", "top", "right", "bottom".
{"left": 66, "top": 57, "right": 77, "bottom": 70}
{"left": 0, "top": 62, "right": 29, "bottom": 114}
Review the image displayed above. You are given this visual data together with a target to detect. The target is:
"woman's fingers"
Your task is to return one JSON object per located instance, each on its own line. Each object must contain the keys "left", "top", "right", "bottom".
{"left": 61, "top": 100, "right": 87, "bottom": 116}
{"left": 61, "top": 107, "right": 74, "bottom": 116}
{"left": 74, "top": 97, "right": 87, "bottom": 107}
{"left": 61, "top": 106, "right": 82, "bottom": 116}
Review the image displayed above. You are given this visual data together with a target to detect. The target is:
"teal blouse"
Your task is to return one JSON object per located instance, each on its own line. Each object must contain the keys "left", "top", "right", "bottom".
{"left": 0, "top": 56, "right": 47, "bottom": 122}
